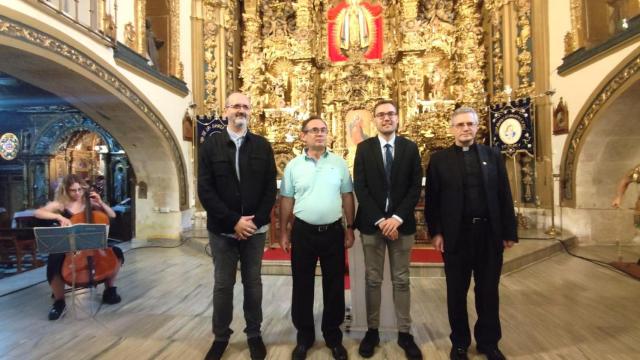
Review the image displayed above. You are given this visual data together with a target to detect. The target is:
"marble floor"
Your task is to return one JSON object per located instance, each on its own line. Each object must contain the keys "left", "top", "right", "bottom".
{"left": 0, "top": 243, "right": 639, "bottom": 359}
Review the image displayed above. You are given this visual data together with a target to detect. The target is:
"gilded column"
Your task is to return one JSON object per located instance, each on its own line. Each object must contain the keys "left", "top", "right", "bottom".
{"left": 291, "top": 0, "right": 316, "bottom": 116}
{"left": 203, "top": 0, "right": 229, "bottom": 114}
{"left": 135, "top": 0, "right": 146, "bottom": 54}
{"left": 191, "top": 0, "right": 206, "bottom": 114}
{"left": 453, "top": 0, "right": 486, "bottom": 108}
{"left": 224, "top": 0, "right": 238, "bottom": 95}
{"left": 485, "top": 0, "right": 505, "bottom": 95}
{"left": 515, "top": 0, "right": 533, "bottom": 94}
{"left": 399, "top": 0, "right": 419, "bottom": 51}
{"left": 569, "top": 0, "right": 585, "bottom": 50}
{"left": 169, "top": 0, "right": 181, "bottom": 78}
{"left": 292, "top": 0, "right": 314, "bottom": 60}
{"left": 240, "top": 1, "right": 265, "bottom": 134}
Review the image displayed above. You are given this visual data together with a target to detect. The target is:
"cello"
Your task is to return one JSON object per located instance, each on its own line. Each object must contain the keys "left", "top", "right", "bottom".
{"left": 61, "top": 187, "right": 121, "bottom": 287}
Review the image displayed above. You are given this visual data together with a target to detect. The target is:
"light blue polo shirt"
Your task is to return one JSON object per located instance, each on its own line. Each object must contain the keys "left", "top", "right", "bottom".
{"left": 280, "top": 149, "right": 353, "bottom": 225}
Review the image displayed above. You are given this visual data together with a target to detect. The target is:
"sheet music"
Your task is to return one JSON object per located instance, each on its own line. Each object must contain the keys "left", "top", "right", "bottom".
{"left": 34, "top": 224, "right": 108, "bottom": 254}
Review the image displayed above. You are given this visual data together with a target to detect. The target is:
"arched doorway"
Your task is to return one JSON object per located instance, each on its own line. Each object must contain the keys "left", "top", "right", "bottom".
{"left": 0, "top": 16, "right": 189, "bottom": 239}
{"left": 31, "top": 117, "right": 135, "bottom": 241}
{"left": 559, "top": 49, "right": 640, "bottom": 243}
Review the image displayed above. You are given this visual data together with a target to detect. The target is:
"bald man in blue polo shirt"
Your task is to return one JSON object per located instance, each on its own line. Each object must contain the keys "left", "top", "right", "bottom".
{"left": 279, "top": 115, "right": 355, "bottom": 360}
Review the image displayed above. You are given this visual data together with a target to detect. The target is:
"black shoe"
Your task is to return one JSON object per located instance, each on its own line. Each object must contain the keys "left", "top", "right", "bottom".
{"left": 450, "top": 346, "right": 469, "bottom": 360}
{"left": 477, "top": 346, "right": 506, "bottom": 360}
{"left": 292, "top": 343, "right": 311, "bottom": 360}
{"left": 397, "top": 332, "right": 422, "bottom": 360}
{"left": 102, "top": 286, "right": 121, "bottom": 304}
{"left": 48, "top": 300, "right": 66, "bottom": 321}
{"left": 327, "top": 343, "right": 348, "bottom": 360}
{"left": 205, "top": 340, "right": 228, "bottom": 360}
{"left": 248, "top": 336, "right": 267, "bottom": 360}
{"left": 358, "top": 329, "right": 379, "bottom": 358}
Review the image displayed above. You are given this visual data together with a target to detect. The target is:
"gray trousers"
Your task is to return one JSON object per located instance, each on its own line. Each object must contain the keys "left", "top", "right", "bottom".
{"left": 209, "top": 232, "right": 266, "bottom": 341}
{"left": 361, "top": 231, "right": 415, "bottom": 332}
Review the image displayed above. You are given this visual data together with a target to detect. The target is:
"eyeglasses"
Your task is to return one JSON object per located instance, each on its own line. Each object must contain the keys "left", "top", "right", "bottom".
{"left": 375, "top": 111, "right": 397, "bottom": 119}
{"left": 452, "top": 121, "right": 478, "bottom": 129}
{"left": 68, "top": 187, "right": 84, "bottom": 193}
{"left": 226, "top": 104, "right": 250, "bottom": 111}
{"left": 303, "top": 127, "right": 328, "bottom": 135}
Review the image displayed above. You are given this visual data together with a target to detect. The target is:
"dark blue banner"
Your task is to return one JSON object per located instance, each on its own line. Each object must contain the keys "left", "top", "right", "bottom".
{"left": 196, "top": 115, "right": 227, "bottom": 144}
{"left": 489, "top": 97, "right": 534, "bottom": 156}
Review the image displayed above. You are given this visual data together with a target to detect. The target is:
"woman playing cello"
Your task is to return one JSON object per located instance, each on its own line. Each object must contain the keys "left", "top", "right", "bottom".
{"left": 34, "top": 174, "right": 124, "bottom": 320}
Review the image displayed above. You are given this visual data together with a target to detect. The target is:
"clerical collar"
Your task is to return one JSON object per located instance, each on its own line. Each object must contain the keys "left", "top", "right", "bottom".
{"left": 454, "top": 143, "right": 476, "bottom": 152}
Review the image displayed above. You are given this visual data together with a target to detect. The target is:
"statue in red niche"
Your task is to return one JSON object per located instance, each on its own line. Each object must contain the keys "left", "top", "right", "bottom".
{"left": 327, "top": 0, "right": 383, "bottom": 62}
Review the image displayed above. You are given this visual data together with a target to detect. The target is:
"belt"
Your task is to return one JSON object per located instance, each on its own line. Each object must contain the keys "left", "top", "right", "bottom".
{"left": 294, "top": 217, "right": 341, "bottom": 232}
{"left": 465, "top": 217, "right": 489, "bottom": 224}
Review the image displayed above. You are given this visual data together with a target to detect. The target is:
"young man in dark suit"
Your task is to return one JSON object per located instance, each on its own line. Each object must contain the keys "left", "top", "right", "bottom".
{"left": 353, "top": 100, "right": 423, "bottom": 360}
{"left": 425, "top": 106, "right": 517, "bottom": 360}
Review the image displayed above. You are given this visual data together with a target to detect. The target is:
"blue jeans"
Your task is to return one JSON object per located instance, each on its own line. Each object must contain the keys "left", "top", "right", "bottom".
{"left": 209, "top": 232, "right": 266, "bottom": 341}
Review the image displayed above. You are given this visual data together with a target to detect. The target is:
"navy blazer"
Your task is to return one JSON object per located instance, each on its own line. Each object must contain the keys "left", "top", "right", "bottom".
{"left": 354, "top": 135, "right": 422, "bottom": 235}
{"left": 425, "top": 144, "right": 517, "bottom": 253}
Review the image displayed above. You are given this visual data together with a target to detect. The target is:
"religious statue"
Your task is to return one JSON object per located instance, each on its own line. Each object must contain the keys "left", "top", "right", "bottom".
{"left": 340, "top": 0, "right": 371, "bottom": 52}
{"left": 33, "top": 163, "right": 47, "bottom": 207}
{"left": 612, "top": 164, "right": 640, "bottom": 243}
{"left": 427, "top": 66, "right": 448, "bottom": 100}
{"left": 113, "top": 165, "right": 127, "bottom": 204}
{"left": 145, "top": 18, "right": 165, "bottom": 70}
{"left": 327, "top": 0, "right": 383, "bottom": 62}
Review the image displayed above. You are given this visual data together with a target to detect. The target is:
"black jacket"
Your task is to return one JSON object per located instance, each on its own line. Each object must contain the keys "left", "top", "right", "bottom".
{"left": 354, "top": 136, "right": 422, "bottom": 235}
{"left": 425, "top": 144, "right": 517, "bottom": 253}
{"left": 197, "top": 130, "right": 277, "bottom": 234}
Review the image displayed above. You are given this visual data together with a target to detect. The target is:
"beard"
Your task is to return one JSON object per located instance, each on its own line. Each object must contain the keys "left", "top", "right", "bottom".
{"left": 232, "top": 115, "right": 248, "bottom": 129}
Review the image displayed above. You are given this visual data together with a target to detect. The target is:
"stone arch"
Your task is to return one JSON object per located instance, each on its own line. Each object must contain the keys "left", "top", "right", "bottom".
{"left": 0, "top": 14, "right": 189, "bottom": 239}
{"left": 559, "top": 48, "right": 640, "bottom": 207}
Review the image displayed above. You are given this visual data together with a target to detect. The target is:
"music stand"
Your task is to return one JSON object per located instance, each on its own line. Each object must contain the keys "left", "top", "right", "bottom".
{"left": 34, "top": 224, "right": 108, "bottom": 319}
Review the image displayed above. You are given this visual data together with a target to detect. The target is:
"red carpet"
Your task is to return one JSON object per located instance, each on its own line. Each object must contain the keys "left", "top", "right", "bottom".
{"left": 263, "top": 247, "right": 443, "bottom": 263}
{"left": 410, "top": 247, "right": 443, "bottom": 263}
{"left": 262, "top": 247, "right": 442, "bottom": 291}
{"left": 609, "top": 261, "right": 640, "bottom": 280}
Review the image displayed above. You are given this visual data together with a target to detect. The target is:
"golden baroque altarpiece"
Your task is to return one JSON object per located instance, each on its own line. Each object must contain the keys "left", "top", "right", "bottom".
{"left": 200, "top": 0, "right": 533, "bottom": 172}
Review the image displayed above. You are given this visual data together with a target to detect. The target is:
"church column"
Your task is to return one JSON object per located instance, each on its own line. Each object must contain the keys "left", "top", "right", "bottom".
{"left": 191, "top": 0, "right": 206, "bottom": 114}
{"left": 239, "top": 0, "right": 264, "bottom": 120}
{"left": 291, "top": 0, "right": 317, "bottom": 117}
{"left": 531, "top": 0, "right": 552, "bottom": 208}
{"left": 203, "top": 0, "right": 236, "bottom": 114}
{"left": 399, "top": 0, "right": 418, "bottom": 50}
{"left": 453, "top": 0, "right": 487, "bottom": 109}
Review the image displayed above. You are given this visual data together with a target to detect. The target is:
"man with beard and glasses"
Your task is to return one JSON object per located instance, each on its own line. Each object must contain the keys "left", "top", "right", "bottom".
{"left": 198, "top": 92, "right": 277, "bottom": 360}
{"left": 279, "top": 115, "right": 355, "bottom": 360}
{"left": 353, "top": 100, "right": 423, "bottom": 359}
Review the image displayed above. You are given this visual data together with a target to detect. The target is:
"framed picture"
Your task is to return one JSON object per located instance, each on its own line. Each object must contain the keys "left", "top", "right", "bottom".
{"left": 553, "top": 97, "right": 569, "bottom": 135}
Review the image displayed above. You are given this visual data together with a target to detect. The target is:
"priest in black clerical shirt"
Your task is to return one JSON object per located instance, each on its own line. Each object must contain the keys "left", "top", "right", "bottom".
{"left": 425, "top": 106, "right": 517, "bottom": 360}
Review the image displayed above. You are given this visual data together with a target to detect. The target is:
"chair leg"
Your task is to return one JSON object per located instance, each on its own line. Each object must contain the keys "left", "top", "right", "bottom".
{"left": 15, "top": 247, "right": 23, "bottom": 273}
